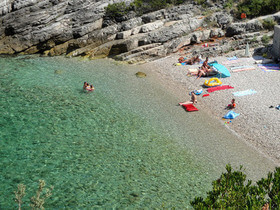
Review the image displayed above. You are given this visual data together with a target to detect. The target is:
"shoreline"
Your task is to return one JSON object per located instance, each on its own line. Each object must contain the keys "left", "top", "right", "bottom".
{"left": 140, "top": 52, "right": 280, "bottom": 166}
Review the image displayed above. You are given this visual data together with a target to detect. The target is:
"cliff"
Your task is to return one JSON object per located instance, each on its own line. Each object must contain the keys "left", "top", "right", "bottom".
{"left": 0, "top": 0, "right": 279, "bottom": 62}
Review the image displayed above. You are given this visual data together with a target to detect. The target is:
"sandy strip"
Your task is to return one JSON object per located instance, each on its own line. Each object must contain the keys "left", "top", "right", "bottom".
{"left": 141, "top": 54, "right": 280, "bottom": 166}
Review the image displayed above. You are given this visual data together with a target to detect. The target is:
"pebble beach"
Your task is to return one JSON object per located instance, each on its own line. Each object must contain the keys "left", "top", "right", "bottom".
{"left": 141, "top": 51, "right": 280, "bottom": 166}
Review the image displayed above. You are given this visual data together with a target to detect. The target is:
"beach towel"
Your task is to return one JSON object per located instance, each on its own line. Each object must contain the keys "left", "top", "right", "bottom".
{"left": 222, "top": 58, "right": 253, "bottom": 66}
{"left": 222, "top": 60, "right": 240, "bottom": 65}
{"left": 223, "top": 110, "right": 240, "bottom": 119}
{"left": 202, "top": 94, "right": 210, "bottom": 97}
{"left": 231, "top": 66, "right": 256, "bottom": 72}
{"left": 227, "top": 56, "right": 238, "bottom": 61}
{"left": 207, "top": 85, "right": 234, "bottom": 93}
{"left": 182, "top": 104, "right": 199, "bottom": 112}
{"left": 260, "top": 68, "right": 280, "bottom": 72}
{"left": 187, "top": 69, "right": 199, "bottom": 75}
{"left": 175, "top": 62, "right": 187, "bottom": 66}
{"left": 233, "top": 89, "right": 257, "bottom": 97}
{"left": 258, "top": 64, "right": 280, "bottom": 67}
{"left": 258, "top": 64, "right": 280, "bottom": 72}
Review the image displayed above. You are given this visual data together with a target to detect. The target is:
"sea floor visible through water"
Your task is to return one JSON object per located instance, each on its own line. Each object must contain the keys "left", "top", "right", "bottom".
{"left": 0, "top": 55, "right": 276, "bottom": 208}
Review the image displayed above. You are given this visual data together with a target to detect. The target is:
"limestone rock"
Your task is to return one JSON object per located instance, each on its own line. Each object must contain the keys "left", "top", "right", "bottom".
{"left": 0, "top": 0, "right": 278, "bottom": 63}
{"left": 140, "top": 21, "right": 164, "bottom": 33}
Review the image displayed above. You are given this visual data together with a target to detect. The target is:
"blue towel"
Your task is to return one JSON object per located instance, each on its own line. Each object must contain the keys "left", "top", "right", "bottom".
{"left": 227, "top": 56, "right": 238, "bottom": 61}
{"left": 223, "top": 111, "right": 240, "bottom": 119}
{"left": 233, "top": 89, "right": 257, "bottom": 97}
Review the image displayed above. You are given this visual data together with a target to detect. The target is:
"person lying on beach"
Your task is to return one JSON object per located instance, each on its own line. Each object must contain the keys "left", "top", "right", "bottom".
{"left": 179, "top": 92, "right": 197, "bottom": 105}
{"left": 226, "top": 99, "right": 236, "bottom": 109}
{"left": 196, "top": 66, "right": 217, "bottom": 79}
{"left": 178, "top": 56, "right": 200, "bottom": 65}
{"left": 178, "top": 57, "right": 186, "bottom": 63}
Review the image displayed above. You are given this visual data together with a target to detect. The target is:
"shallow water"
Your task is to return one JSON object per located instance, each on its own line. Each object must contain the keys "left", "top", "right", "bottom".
{"left": 0, "top": 55, "right": 276, "bottom": 208}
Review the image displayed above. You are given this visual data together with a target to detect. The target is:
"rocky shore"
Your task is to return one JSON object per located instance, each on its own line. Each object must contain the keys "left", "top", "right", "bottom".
{"left": 141, "top": 49, "right": 280, "bottom": 166}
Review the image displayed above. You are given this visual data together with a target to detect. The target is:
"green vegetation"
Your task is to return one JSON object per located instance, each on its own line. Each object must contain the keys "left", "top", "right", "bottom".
{"left": 261, "top": 34, "right": 271, "bottom": 45}
{"left": 262, "top": 18, "right": 277, "bottom": 31}
{"left": 237, "top": 0, "right": 280, "bottom": 18}
{"left": 105, "top": 0, "right": 280, "bottom": 22}
{"left": 250, "top": 36, "right": 257, "bottom": 43}
{"left": 105, "top": 2, "right": 130, "bottom": 19}
{"left": 191, "top": 165, "right": 280, "bottom": 209}
{"left": 15, "top": 180, "right": 53, "bottom": 210}
{"left": 194, "top": 0, "right": 207, "bottom": 5}
{"left": 105, "top": 0, "right": 187, "bottom": 19}
{"left": 223, "top": 0, "right": 234, "bottom": 9}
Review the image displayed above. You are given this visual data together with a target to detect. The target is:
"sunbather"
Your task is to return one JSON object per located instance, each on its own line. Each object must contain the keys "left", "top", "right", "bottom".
{"left": 179, "top": 92, "right": 197, "bottom": 105}
{"left": 201, "top": 57, "right": 211, "bottom": 71}
{"left": 178, "top": 55, "right": 200, "bottom": 65}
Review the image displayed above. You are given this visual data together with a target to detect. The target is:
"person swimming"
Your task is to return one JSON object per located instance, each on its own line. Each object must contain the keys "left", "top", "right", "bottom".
{"left": 86, "top": 84, "right": 95, "bottom": 92}
{"left": 83, "top": 82, "right": 89, "bottom": 90}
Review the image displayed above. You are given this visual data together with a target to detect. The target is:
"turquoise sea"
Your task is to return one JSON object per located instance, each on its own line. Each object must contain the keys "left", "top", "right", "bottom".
{"left": 0, "top": 55, "right": 276, "bottom": 209}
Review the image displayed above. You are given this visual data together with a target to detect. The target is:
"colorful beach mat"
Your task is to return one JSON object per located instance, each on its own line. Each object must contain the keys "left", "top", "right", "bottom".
{"left": 258, "top": 64, "right": 280, "bottom": 72}
{"left": 207, "top": 85, "right": 234, "bottom": 93}
{"left": 222, "top": 58, "right": 254, "bottom": 66}
{"left": 227, "top": 56, "right": 238, "bottom": 61}
{"left": 231, "top": 66, "right": 256, "bottom": 72}
{"left": 233, "top": 89, "right": 257, "bottom": 97}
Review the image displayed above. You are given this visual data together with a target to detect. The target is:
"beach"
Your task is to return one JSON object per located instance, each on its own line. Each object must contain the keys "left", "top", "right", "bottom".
{"left": 1, "top": 55, "right": 279, "bottom": 208}
{"left": 141, "top": 52, "right": 280, "bottom": 166}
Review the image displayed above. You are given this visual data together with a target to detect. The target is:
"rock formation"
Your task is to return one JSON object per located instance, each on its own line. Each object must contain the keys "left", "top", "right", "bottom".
{"left": 0, "top": 0, "right": 279, "bottom": 62}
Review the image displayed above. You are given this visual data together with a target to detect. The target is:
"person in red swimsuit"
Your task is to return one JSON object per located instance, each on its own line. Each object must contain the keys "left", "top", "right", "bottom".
{"left": 227, "top": 99, "right": 236, "bottom": 109}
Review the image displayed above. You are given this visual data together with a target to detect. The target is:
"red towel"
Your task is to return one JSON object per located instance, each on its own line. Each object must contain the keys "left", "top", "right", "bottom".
{"left": 202, "top": 94, "right": 210, "bottom": 97}
{"left": 182, "top": 104, "right": 199, "bottom": 112}
{"left": 207, "top": 85, "right": 234, "bottom": 93}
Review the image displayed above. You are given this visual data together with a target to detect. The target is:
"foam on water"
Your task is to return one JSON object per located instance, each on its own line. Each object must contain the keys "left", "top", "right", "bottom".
{"left": 0, "top": 55, "right": 276, "bottom": 208}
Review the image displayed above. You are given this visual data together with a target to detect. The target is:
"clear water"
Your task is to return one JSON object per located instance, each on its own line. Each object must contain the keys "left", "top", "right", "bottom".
{"left": 0, "top": 55, "right": 276, "bottom": 209}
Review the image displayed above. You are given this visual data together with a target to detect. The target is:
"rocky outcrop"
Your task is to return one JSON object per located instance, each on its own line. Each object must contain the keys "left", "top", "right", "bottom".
{"left": 0, "top": 0, "right": 279, "bottom": 62}
{"left": 226, "top": 12, "right": 280, "bottom": 36}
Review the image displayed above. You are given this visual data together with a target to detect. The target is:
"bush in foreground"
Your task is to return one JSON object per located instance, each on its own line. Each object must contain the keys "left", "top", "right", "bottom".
{"left": 15, "top": 180, "right": 53, "bottom": 210}
{"left": 190, "top": 165, "right": 280, "bottom": 209}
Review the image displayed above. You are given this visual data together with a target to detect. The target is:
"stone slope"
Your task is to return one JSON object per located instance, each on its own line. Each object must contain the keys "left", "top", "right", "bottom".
{"left": 0, "top": 0, "right": 279, "bottom": 62}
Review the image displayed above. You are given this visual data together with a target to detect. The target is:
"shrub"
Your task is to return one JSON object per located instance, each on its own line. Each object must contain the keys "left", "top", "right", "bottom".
{"left": 106, "top": 0, "right": 188, "bottom": 17}
{"left": 237, "top": 0, "right": 280, "bottom": 18}
{"left": 105, "top": 2, "right": 130, "bottom": 19}
{"left": 194, "top": 0, "right": 207, "bottom": 5}
{"left": 262, "top": 18, "right": 277, "bottom": 31}
{"left": 250, "top": 36, "right": 257, "bottom": 42}
{"left": 223, "top": 0, "right": 234, "bottom": 9}
{"left": 190, "top": 165, "right": 280, "bottom": 209}
{"left": 261, "top": 34, "right": 271, "bottom": 45}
